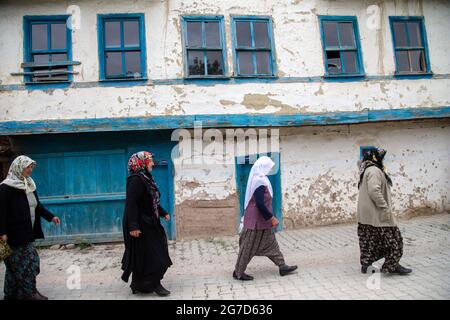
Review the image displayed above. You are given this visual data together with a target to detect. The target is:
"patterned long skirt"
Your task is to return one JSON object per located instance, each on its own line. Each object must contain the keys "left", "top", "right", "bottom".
{"left": 3, "top": 243, "right": 40, "bottom": 299}
{"left": 357, "top": 223, "right": 403, "bottom": 273}
{"left": 234, "top": 228, "right": 285, "bottom": 278}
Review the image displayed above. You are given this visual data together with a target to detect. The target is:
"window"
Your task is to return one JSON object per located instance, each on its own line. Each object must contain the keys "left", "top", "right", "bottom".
{"left": 182, "top": 16, "right": 227, "bottom": 77}
{"left": 319, "top": 16, "right": 364, "bottom": 77}
{"left": 23, "top": 15, "right": 73, "bottom": 83}
{"left": 98, "top": 14, "right": 146, "bottom": 80}
{"left": 390, "top": 17, "right": 430, "bottom": 75}
{"left": 231, "top": 17, "right": 276, "bottom": 77}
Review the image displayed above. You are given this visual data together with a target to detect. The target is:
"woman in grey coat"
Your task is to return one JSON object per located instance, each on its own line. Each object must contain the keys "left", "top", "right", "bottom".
{"left": 357, "top": 147, "right": 412, "bottom": 275}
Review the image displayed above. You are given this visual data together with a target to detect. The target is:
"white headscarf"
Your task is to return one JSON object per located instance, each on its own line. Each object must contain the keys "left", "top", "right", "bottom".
{"left": 1, "top": 155, "right": 37, "bottom": 193}
{"left": 244, "top": 156, "right": 275, "bottom": 209}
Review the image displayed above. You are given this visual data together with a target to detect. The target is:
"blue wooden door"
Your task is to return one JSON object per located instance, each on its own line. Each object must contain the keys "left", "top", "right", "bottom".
{"left": 30, "top": 150, "right": 127, "bottom": 244}
{"left": 235, "top": 153, "right": 282, "bottom": 232}
{"left": 12, "top": 130, "right": 177, "bottom": 244}
{"left": 145, "top": 159, "right": 175, "bottom": 240}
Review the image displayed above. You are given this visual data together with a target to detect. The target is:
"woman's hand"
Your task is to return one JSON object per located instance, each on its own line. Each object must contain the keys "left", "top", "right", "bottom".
{"left": 163, "top": 215, "right": 170, "bottom": 221}
{"left": 52, "top": 217, "right": 61, "bottom": 226}
{"left": 0, "top": 234, "right": 7, "bottom": 241}
{"left": 130, "top": 230, "right": 141, "bottom": 238}
{"left": 271, "top": 217, "right": 279, "bottom": 227}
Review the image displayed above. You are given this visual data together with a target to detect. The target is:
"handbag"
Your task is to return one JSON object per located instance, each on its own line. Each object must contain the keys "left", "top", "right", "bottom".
{"left": 0, "top": 239, "right": 12, "bottom": 262}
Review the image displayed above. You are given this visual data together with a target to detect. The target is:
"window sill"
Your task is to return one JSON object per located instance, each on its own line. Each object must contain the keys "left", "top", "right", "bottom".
{"left": 24, "top": 81, "right": 72, "bottom": 89}
{"left": 183, "top": 76, "right": 230, "bottom": 80}
{"left": 98, "top": 78, "right": 149, "bottom": 86}
{"left": 233, "top": 75, "right": 277, "bottom": 79}
{"left": 99, "top": 78, "right": 148, "bottom": 82}
{"left": 393, "top": 72, "right": 433, "bottom": 79}
{"left": 323, "top": 74, "right": 366, "bottom": 81}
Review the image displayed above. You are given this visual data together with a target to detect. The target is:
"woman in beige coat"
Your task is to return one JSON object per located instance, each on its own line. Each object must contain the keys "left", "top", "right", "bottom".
{"left": 357, "top": 147, "right": 412, "bottom": 275}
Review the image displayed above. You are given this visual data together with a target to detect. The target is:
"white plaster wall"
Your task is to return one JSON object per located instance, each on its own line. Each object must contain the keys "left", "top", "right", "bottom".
{"left": 280, "top": 119, "right": 450, "bottom": 227}
{"left": 1, "top": 0, "right": 449, "bottom": 85}
{"left": 1, "top": 78, "right": 449, "bottom": 121}
{"left": 169, "top": 119, "right": 449, "bottom": 228}
{"left": 1, "top": 0, "right": 449, "bottom": 123}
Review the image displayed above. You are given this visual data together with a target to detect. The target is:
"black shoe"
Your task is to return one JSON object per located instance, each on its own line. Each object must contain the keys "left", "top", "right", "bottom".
{"left": 154, "top": 284, "right": 170, "bottom": 297}
{"left": 361, "top": 264, "right": 377, "bottom": 274}
{"left": 3, "top": 295, "right": 18, "bottom": 301}
{"left": 233, "top": 271, "right": 254, "bottom": 281}
{"left": 389, "top": 264, "right": 412, "bottom": 275}
{"left": 279, "top": 264, "right": 298, "bottom": 276}
{"left": 361, "top": 265, "right": 368, "bottom": 274}
{"left": 24, "top": 293, "right": 48, "bottom": 300}
{"left": 36, "top": 290, "right": 48, "bottom": 300}
{"left": 130, "top": 284, "right": 153, "bottom": 295}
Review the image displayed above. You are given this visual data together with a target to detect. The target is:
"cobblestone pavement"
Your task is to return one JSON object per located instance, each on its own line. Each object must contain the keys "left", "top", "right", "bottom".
{"left": 1, "top": 213, "right": 449, "bottom": 300}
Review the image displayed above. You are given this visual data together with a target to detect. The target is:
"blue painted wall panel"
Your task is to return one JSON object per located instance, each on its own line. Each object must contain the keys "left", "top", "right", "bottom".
{"left": 1, "top": 107, "right": 449, "bottom": 135}
{"left": 11, "top": 130, "right": 177, "bottom": 244}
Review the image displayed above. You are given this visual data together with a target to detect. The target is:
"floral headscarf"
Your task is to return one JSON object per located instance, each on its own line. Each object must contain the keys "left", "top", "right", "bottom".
{"left": 127, "top": 151, "right": 153, "bottom": 174}
{"left": 358, "top": 147, "right": 392, "bottom": 189}
{"left": 127, "top": 151, "right": 161, "bottom": 218}
{"left": 1, "top": 155, "right": 37, "bottom": 193}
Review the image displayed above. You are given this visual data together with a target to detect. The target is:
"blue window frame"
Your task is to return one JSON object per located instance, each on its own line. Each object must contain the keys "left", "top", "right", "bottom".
{"left": 389, "top": 16, "right": 431, "bottom": 76}
{"left": 231, "top": 16, "right": 276, "bottom": 77}
{"left": 319, "top": 16, "right": 364, "bottom": 77}
{"left": 97, "top": 14, "right": 147, "bottom": 80}
{"left": 181, "top": 16, "right": 227, "bottom": 78}
{"left": 23, "top": 15, "right": 73, "bottom": 83}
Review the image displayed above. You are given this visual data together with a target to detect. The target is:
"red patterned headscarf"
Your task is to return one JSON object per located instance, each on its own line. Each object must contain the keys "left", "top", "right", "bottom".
{"left": 127, "top": 151, "right": 161, "bottom": 218}
{"left": 127, "top": 151, "right": 153, "bottom": 174}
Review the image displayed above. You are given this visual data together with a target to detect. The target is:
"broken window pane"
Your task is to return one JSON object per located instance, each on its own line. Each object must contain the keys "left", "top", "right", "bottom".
{"left": 105, "top": 51, "right": 123, "bottom": 76}
{"left": 256, "top": 51, "right": 270, "bottom": 74}
{"left": 125, "top": 51, "right": 141, "bottom": 76}
{"left": 395, "top": 51, "right": 410, "bottom": 72}
{"left": 410, "top": 50, "right": 425, "bottom": 72}
{"left": 253, "top": 21, "right": 269, "bottom": 48}
{"left": 326, "top": 51, "right": 341, "bottom": 74}
{"left": 393, "top": 22, "right": 407, "bottom": 47}
{"left": 123, "top": 20, "right": 140, "bottom": 47}
{"left": 187, "top": 50, "right": 205, "bottom": 75}
{"left": 339, "top": 22, "right": 355, "bottom": 47}
{"left": 105, "top": 21, "right": 121, "bottom": 47}
{"left": 238, "top": 51, "right": 254, "bottom": 74}
{"left": 205, "top": 21, "right": 220, "bottom": 47}
{"left": 342, "top": 51, "right": 357, "bottom": 73}
{"left": 187, "top": 22, "right": 202, "bottom": 47}
{"left": 323, "top": 21, "right": 339, "bottom": 47}
{"left": 407, "top": 21, "right": 422, "bottom": 47}
{"left": 206, "top": 51, "right": 223, "bottom": 75}
{"left": 32, "top": 24, "right": 48, "bottom": 50}
{"left": 236, "top": 21, "right": 251, "bottom": 47}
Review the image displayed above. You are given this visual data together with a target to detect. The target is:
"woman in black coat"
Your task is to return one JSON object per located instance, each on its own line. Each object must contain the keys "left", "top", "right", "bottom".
{"left": 121, "top": 151, "right": 172, "bottom": 296}
{"left": 0, "top": 155, "right": 61, "bottom": 300}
